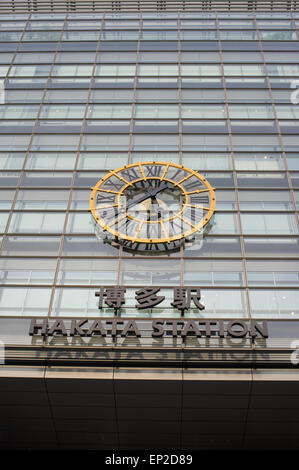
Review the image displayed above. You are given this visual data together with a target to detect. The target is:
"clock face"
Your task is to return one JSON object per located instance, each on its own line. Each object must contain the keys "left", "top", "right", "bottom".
{"left": 90, "top": 162, "right": 216, "bottom": 247}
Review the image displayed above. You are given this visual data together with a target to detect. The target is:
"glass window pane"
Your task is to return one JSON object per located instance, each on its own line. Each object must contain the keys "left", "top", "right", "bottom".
{"left": 186, "top": 289, "right": 248, "bottom": 318}
{"left": 2, "top": 236, "right": 60, "bottom": 256}
{"left": 0, "top": 213, "right": 9, "bottom": 232}
{"left": 120, "top": 259, "right": 180, "bottom": 286}
{"left": 181, "top": 65, "right": 221, "bottom": 76}
{"left": 40, "top": 105, "right": 85, "bottom": 119}
{"left": 224, "top": 64, "right": 265, "bottom": 76}
{"left": 241, "top": 213, "right": 298, "bottom": 234}
{"left": 250, "top": 290, "right": 299, "bottom": 318}
{"left": 260, "top": 31, "right": 297, "bottom": 40}
{"left": 135, "top": 105, "right": 178, "bottom": 119}
{"left": 51, "top": 287, "right": 103, "bottom": 317}
{"left": 227, "top": 89, "right": 271, "bottom": 103}
{"left": 44, "top": 89, "right": 89, "bottom": 103}
{"left": 20, "top": 172, "right": 73, "bottom": 187}
{"left": 138, "top": 65, "right": 178, "bottom": 76}
{"left": 61, "top": 31, "right": 100, "bottom": 41}
{"left": 9, "top": 65, "right": 51, "bottom": 76}
{"left": 9, "top": 212, "right": 66, "bottom": 233}
{"left": 237, "top": 172, "right": 288, "bottom": 188}
{"left": 287, "top": 154, "right": 299, "bottom": 170}
{"left": 182, "top": 105, "right": 226, "bottom": 119}
{"left": 14, "top": 52, "right": 55, "bottom": 63}
{"left": 229, "top": 105, "right": 274, "bottom": 119}
{"left": 0, "top": 153, "right": 25, "bottom": 169}
{"left": 0, "top": 258, "right": 56, "bottom": 285}
{"left": 66, "top": 212, "right": 95, "bottom": 234}
{"left": 25, "top": 152, "right": 76, "bottom": 170}
{"left": 0, "top": 287, "right": 51, "bottom": 316}
{"left": 61, "top": 236, "right": 117, "bottom": 257}
{"left": 184, "top": 237, "right": 242, "bottom": 258}
{"left": 182, "top": 153, "right": 232, "bottom": 170}
{"left": 234, "top": 153, "right": 285, "bottom": 171}
{"left": 238, "top": 190, "right": 294, "bottom": 211}
{"left": 244, "top": 237, "right": 299, "bottom": 258}
{"left": 247, "top": 260, "right": 299, "bottom": 287}
{"left": 210, "top": 213, "right": 239, "bottom": 234}
{"left": 57, "top": 259, "right": 118, "bottom": 285}
{"left": 184, "top": 260, "right": 244, "bottom": 286}
{"left": 96, "top": 64, "right": 135, "bottom": 76}
{"left": 15, "top": 189, "right": 69, "bottom": 210}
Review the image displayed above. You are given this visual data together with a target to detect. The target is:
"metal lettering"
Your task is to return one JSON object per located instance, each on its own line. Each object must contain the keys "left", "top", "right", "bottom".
{"left": 47, "top": 320, "right": 68, "bottom": 337}
{"left": 181, "top": 320, "right": 201, "bottom": 337}
{"left": 121, "top": 320, "right": 141, "bottom": 337}
{"left": 86, "top": 320, "right": 106, "bottom": 336}
{"left": 70, "top": 319, "right": 88, "bottom": 337}
{"left": 250, "top": 320, "right": 268, "bottom": 339}
{"left": 227, "top": 320, "right": 248, "bottom": 338}
{"left": 29, "top": 318, "right": 48, "bottom": 336}
{"left": 152, "top": 320, "right": 165, "bottom": 337}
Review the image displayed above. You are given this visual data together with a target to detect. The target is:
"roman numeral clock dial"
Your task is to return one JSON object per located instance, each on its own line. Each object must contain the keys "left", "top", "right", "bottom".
{"left": 90, "top": 162, "right": 216, "bottom": 253}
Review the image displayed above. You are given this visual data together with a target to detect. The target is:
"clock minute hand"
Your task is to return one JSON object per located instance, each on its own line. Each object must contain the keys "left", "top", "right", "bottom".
{"left": 126, "top": 182, "right": 169, "bottom": 210}
{"left": 150, "top": 181, "right": 169, "bottom": 198}
{"left": 125, "top": 192, "right": 154, "bottom": 211}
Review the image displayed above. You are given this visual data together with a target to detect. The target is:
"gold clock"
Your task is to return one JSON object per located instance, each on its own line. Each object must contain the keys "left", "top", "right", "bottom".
{"left": 90, "top": 161, "right": 216, "bottom": 249}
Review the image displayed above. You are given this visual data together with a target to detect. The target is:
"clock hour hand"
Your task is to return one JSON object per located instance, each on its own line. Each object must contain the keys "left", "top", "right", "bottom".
{"left": 126, "top": 181, "right": 170, "bottom": 210}
{"left": 98, "top": 192, "right": 154, "bottom": 220}
{"left": 99, "top": 182, "right": 171, "bottom": 220}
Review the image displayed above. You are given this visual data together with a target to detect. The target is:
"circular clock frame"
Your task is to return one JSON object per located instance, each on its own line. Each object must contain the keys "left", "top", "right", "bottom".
{"left": 90, "top": 161, "right": 216, "bottom": 247}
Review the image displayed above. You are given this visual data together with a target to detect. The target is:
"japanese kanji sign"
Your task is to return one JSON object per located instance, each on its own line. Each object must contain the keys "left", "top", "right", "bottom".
{"left": 95, "top": 286, "right": 126, "bottom": 314}
{"left": 94, "top": 286, "right": 205, "bottom": 314}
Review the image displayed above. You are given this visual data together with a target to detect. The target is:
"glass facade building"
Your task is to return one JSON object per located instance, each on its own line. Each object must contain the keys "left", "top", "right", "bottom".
{"left": 0, "top": 0, "right": 299, "bottom": 451}
{"left": 0, "top": 5, "right": 299, "bottom": 319}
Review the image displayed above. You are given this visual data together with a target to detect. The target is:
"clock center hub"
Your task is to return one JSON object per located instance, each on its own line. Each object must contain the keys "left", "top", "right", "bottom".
{"left": 122, "top": 179, "right": 182, "bottom": 221}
